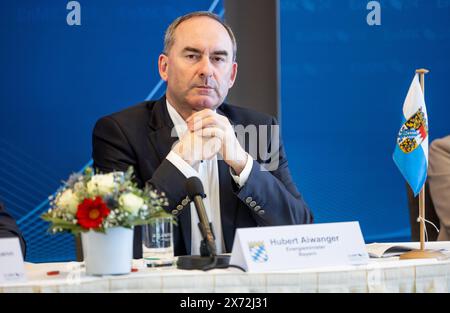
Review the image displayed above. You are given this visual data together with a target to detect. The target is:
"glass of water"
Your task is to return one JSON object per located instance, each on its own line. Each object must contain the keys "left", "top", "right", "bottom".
{"left": 142, "top": 217, "right": 174, "bottom": 267}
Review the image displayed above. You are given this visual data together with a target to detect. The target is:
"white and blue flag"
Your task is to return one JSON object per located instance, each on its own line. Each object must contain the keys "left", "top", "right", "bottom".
{"left": 393, "top": 74, "right": 429, "bottom": 196}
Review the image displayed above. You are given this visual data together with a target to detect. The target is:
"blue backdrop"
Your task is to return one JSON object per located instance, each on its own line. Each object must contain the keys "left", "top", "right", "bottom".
{"left": 280, "top": 0, "right": 450, "bottom": 242}
{"left": 0, "top": 0, "right": 449, "bottom": 262}
{"left": 0, "top": 0, "right": 225, "bottom": 262}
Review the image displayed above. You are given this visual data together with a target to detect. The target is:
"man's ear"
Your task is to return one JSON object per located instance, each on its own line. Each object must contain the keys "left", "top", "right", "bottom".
{"left": 158, "top": 54, "right": 169, "bottom": 81}
{"left": 228, "top": 62, "right": 238, "bottom": 88}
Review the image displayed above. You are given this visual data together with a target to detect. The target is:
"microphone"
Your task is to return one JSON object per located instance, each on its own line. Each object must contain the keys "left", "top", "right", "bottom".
{"left": 185, "top": 176, "right": 217, "bottom": 257}
{"left": 176, "top": 177, "right": 230, "bottom": 271}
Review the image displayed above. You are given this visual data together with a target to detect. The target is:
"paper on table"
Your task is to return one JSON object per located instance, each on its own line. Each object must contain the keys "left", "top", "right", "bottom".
{"left": 366, "top": 241, "right": 450, "bottom": 258}
{"left": 366, "top": 243, "right": 412, "bottom": 258}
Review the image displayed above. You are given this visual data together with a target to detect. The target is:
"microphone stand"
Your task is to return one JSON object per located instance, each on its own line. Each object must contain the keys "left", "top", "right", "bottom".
{"left": 198, "top": 222, "right": 229, "bottom": 271}
{"left": 177, "top": 177, "right": 232, "bottom": 271}
{"left": 177, "top": 220, "right": 231, "bottom": 271}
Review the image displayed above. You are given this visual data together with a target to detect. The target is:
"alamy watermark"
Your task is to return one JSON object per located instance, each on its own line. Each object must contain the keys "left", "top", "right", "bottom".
{"left": 367, "top": 1, "right": 381, "bottom": 26}
{"left": 169, "top": 120, "right": 281, "bottom": 172}
{"left": 67, "top": 1, "right": 81, "bottom": 26}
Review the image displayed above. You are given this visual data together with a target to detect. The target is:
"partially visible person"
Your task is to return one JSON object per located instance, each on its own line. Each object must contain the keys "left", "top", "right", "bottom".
{"left": 0, "top": 202, "right": 26, "bottom": 257}
{"left": 428, "top": 135, "right": 450, "bottom": 241}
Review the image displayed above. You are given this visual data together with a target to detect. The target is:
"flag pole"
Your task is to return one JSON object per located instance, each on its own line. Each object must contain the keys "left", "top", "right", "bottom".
{"left": 416, "top": 68, "right": 428, "bottom": 251}
{"left": 400, "top": 69, "right": 446, "bottom": 260}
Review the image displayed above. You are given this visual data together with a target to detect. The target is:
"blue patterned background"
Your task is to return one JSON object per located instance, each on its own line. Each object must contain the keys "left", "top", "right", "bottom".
{"left": 0, "top": 0, "right": 449, "bottom": 263}
{"left": 0, "top": 0, "right": 224, "bottom": 262}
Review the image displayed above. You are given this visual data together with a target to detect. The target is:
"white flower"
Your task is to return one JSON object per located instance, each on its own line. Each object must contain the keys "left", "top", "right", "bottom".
{"left": 119, "top": 193, "right": 144, "bottom": 215}
{"left": 73, "top": 181, "right": 85, "bottom": 193}
{"left": 87, "top": 173, "right": 115, "bottom": 196}
{"left": 56, "top": 189, "right": 79, "bottom": 214}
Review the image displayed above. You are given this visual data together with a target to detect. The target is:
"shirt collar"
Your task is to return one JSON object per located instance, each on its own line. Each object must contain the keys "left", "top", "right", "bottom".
{"left": 166, "top": 100, "right": 188, "bottom": 138}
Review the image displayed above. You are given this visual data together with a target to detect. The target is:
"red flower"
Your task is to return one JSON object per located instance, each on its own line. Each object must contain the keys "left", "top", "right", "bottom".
{"left": 76, "top": 197, "right": 110, "bottom": 229}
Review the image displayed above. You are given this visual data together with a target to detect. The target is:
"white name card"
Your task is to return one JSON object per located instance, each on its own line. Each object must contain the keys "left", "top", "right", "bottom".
{"left": 230, "top": 221, "right": 368, "bottom": 272}
{"left": 0, "top": 238, "right": 26, "bottom": 283}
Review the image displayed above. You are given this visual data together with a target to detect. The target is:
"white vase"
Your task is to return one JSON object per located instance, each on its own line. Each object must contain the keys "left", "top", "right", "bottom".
{"left": 81, "top": 227, "right": 134, "bottom": 276}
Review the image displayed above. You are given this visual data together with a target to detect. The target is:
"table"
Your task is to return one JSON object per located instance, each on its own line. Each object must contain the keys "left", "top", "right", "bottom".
{"left": 1, "top": 254, "right": 449, "bottom": 293}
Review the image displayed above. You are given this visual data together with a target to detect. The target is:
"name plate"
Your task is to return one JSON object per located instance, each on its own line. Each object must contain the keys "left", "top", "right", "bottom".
{"left": 0, "top": 238, "right": 26, "bottom": 283}
{"left": 230, "top": 221, "right": 368, "bottom": 272}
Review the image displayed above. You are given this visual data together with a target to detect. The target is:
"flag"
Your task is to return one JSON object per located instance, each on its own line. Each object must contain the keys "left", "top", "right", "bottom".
{"left": 393, "top": 74, "right": 429, "bottom": 196}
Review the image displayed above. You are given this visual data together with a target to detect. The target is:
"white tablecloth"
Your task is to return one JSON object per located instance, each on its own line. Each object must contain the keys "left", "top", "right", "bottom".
{"left": 2, "top": 243, "right": 450, "bottom": 293}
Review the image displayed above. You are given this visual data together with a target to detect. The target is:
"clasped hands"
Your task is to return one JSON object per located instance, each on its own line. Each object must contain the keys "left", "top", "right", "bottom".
{"left": 173, "top": 109, "right": 248, "bottom": 175}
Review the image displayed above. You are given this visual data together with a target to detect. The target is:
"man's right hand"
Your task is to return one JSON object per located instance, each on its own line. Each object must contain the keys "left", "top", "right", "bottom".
{"left": 172, "top": 127, "right": 225, "bottom": 167}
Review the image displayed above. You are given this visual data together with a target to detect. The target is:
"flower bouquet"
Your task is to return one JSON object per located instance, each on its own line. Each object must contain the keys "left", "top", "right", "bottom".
{"left": 42, "top": 167, "right": 170, "bottom": 275}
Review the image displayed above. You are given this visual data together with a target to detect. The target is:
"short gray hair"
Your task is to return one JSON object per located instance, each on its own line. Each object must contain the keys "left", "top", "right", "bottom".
{"left": 163, "top": 11, "right": 237, "bottom": 61}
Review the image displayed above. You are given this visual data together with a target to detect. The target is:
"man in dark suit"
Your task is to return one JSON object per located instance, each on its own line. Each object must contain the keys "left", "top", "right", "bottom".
{"left": 93, "top": 12, "right": 312, "bottom": 258}
{"left": 0, "top": 202, "right": 26, "bottom": 258}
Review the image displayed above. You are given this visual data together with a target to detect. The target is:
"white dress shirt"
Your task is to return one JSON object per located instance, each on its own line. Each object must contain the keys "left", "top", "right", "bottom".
{"left": 165, "top": 101, "right": 253, "bottom": 255}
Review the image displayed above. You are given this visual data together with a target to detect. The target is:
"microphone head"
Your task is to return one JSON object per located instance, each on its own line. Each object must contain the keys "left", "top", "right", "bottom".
{"left": 186, "top": 176, "right": 205, "bottom": 198}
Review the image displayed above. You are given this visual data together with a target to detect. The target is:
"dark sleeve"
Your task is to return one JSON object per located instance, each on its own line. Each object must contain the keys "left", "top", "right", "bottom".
{"left": 0, "top": 203, "right": 26, "bottom": 258}
{"left": 92, "top": 116, "right": 190, "bottom": 258}
{"left": 92, "top": 116, "right": 139, "bottom": 179}
{"left": 235, "top": 117, "right": 313, "bottom": 226}
{"left": 92, "top": 116, "right": 189, "bottom": 211}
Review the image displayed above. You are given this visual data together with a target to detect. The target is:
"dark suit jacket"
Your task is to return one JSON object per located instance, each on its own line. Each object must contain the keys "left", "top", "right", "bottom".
{"left": 0, "top": 202, "right": 26, "bottom": 258}
{"left": 93, "top": 96, "right": 312, "bottom": 257}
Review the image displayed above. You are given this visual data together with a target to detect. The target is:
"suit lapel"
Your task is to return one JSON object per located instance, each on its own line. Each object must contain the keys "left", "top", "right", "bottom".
{"left": 216, "top": 107, "right": 239, "bottom": 252}
{"left": 147, "top": 96, "right": 176, "bottom": 161}
{"left": 217, "top": 159, "right": 239, "bottom": 252}
{"left": 147, "top": 96, "right": 192, "bottom": 254}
